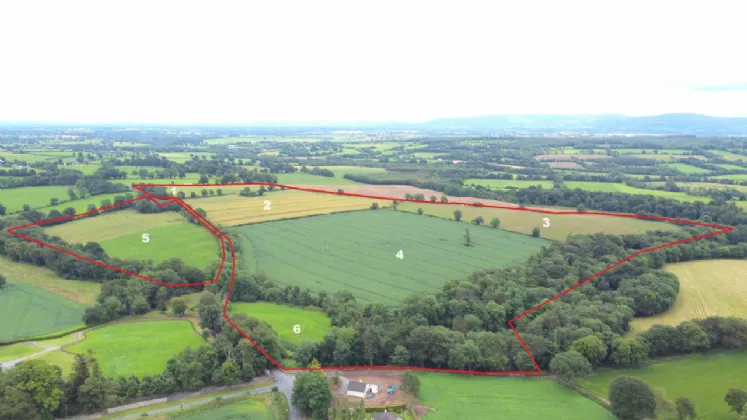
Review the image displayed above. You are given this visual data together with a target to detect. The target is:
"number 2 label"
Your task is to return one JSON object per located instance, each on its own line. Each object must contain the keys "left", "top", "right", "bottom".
{"left": 264, "top": 200, "right": 271, "bottom": 210}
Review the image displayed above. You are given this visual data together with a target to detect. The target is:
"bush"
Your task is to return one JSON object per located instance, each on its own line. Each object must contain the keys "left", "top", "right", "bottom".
{"left": 370, "top": 203, "right": 379, "bottom": 210}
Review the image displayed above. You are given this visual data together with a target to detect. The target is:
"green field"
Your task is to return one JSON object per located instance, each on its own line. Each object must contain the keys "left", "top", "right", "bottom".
{"left": 713, "top": 163, "right": 746, "bottom": 171}
{"left": 276, "top": 172, "right": 362, "bottom": 185}
{"left": 613, "top": 148, "right": 693, "bottom": 155}
{"left": 0, "top": 256, "right": 99, "bottom": 305}
{"left": 46, "top": 210, "right": 219, "bottom": 267}
{"left": 318, "top": 165, "right": 386, "bottom": 175}
{"left": 230, "top": 302, "right": 332, "bottom": 344}
{"left": 237, "top": 210, "right": 549, "bottom": 303}
{"left": 418, "top": 373, "right": 614, "bottom": 420}
{"left": 0, "top": 185, "right": 73, "bottom": 213}
{"left": 712, "top": 174, "right": 747, "bottom": 181}
{"left": 465, "top": 178, "right": 555, "bottom": 189}
{"left": 630, "top": 260, "right": 747, "bottom": 332}
{"left": 34, "top": 192, "right": 137, "bottom": 216}
{"left": 113, "top": 174, "right": 204, "bottom": 185}
{"left": 66, "top": 321, "right": 205, "bottom": 378}
{"left": 710, "top": 150, "right": 747, "bottom": 161}
{"left": 579, "top": 352, "right": 747, "bottom": 420}
{"left": 0, "top": 151, "right": 56, "bottom": 163}
{"left": 564, "top": 182, "right": 710, "bottom": 202}
{"left": 397, "top": 203, "right": 680, "bottom": 241}
{"left": 158, "top": 152, "right": 214, "bottom": 163}
{"left": 176, "top": 396, "right": 271, "bottom": 420}
{"left": 0, "top": 280, "right": 85, "bottom": 342}
{"left": 29, "top": 349, "right": 76, "bottom": 376}
{"left": 662, "top": 163, "right": 712, "bottom": 174}
{"left": 0, "top": 343, "right": 41, "bottom": 362}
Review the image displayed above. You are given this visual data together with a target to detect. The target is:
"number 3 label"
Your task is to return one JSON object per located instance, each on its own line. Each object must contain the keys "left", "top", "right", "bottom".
{"left": 543, "top": 218, "right": 550, "bottom": 228}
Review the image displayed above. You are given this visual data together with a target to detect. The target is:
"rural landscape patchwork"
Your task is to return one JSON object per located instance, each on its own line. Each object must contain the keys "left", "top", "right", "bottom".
{"left": 2, "top": 126, "right": 747, "bottom": 420}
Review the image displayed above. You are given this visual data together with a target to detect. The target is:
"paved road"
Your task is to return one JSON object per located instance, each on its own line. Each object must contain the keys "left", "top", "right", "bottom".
{"left": 273, "top": 369, "right": 302, "bottom": 420}
{"left": 113, "top": 385, "right": 275, "bottom": 420}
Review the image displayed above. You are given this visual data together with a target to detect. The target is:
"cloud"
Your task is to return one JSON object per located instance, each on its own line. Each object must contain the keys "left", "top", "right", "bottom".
{"left": 692, "top": 83, "right": 747, "bottom": 92}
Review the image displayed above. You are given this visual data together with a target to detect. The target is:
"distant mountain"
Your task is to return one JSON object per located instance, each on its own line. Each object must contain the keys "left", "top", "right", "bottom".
{"left": 416, "top": 113, "right": 747, "bottom": 135}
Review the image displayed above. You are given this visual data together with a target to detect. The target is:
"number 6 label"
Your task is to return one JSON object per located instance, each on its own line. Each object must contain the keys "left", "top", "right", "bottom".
{"left": 293, "top": 325, "right": 301, "bottom": 334}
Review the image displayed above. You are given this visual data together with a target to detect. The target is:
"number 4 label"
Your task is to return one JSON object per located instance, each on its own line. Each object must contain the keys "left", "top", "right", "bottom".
{"left": 396, "top": 250, "right": 404, "bottom": 259}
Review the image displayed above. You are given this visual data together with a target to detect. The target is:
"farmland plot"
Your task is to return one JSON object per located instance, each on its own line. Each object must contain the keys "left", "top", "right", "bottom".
{"left": 236, "top": 210, "right": 548, "bottom": 303}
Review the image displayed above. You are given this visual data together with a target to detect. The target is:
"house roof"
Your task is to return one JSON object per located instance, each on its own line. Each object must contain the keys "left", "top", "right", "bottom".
{"left": 347, "top": 382, "right": 367, "bottom": 393}
{"left": 373, "top": 413, "right": 397, "bottom": 420}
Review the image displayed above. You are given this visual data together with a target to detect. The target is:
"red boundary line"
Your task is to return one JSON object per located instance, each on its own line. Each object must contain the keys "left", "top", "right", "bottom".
{"left": 6, "top": 182, "right": 734, "bottom": 375}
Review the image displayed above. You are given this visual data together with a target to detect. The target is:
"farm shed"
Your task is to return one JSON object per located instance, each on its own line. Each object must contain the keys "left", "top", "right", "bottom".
{"left": 372, "top": 411, "right": 401, "bottom": 420}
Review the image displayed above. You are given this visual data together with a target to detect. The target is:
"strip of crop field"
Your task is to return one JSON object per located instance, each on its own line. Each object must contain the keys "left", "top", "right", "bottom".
{"left": 397, "top": 202, "right": 680, "bottom": 241}
{"left": 236, "top": 210, "right": 548, "bottom": 303}
{"left": 0, "top": 256, "right": 99, "bottom": 305}
{"left": 186, "top": 190, "right": 372, "bottom": 226}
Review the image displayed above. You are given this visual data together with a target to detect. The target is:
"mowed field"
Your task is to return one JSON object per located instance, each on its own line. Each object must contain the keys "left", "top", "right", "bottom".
{"left": 629, "top": 260, "right": 747, "bottom": 332}
{"left": 176, "top": 396, "right": 272, "bottom": 420}
{"left": 579, "top": 351, "right": 747, "bottom": 420}
{"left": 397, "top": 202, "right": 680, "bottom": 241}
{"left": 185, "top": 190, "right": 372, "bottom": 227}
{"left": 464, "top": 178, "right": 555, "bottom": 189}
{"left": 418, "top": 374, "right": 614, "bottom": 420}
{"left": 45, "top": 210, "right": 219, "bottom": 267}
{"left": 230, "top": 302, "right": 332, "bottom": 344}
{"left": 66, "top": 321, "right": 205, "bottom": 378}
{"left": 237, "top": 210, "right": 549, "bottom": 303}
{"left": 0, "top": 280, "right": 85, "bottom": 342}
{"left": 662, "top": 163, "right": 712, "bottom": 174}
{"left": 276, "top": 172, "right": 362, "bottom": 185}
{"left": 563, "top": 181, "right": 710, "bottom": 202}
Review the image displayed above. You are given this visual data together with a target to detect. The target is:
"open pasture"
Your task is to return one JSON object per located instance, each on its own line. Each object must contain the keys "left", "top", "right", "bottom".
{"left": 45, "top": 210, "right": 219, "bottom": 267}
{"left": 186, "top": 189, "right": 372, "bottom": 227}
{"left": 710, "top": 150, "right": 747, "bottom": 161}
{"left": 276, "top": 172, "right": 362, "bottom": 185}
{"left": 36, "top": 192, "right": 137, "bottom": 216}
{"left": 631, "top": 153, "right": 708, "bottom": 161}
{"left": 158, "top": 152, "right": 214, "bottom": 163}
{"left": 397, "top": 202, "right": 680, "bottom": 241}
{"left": 579, "top": 351, "right": 747, "bottom": 420}
{"left": 612, "top": 148, "right": 694, "bottom": 155}
{"left": 66, "top": 320, "right": 205, "bottom": 378}
{"left": 418, "top": 373, "right": 614, "bottom": 420}
{"left": 662, "top": 163, "right": 712, "bottom": 174}
{"left": 629, "top": 260, "right": 747, "bottom": 332}
{"left": 0, "top": 185, "right": 73, "bottom": 213}
{"left": 177, "top": 396, "right": 272, "bottom": 420}
{"left": 0, "top": 151, "right": 55, "bottom": 163}
{"left": 563, "top": 181, "right": 710, "bottom": 202}
{"left": 236, "top": 210, "right": 548, "bottom": 303}
{"left": 229, "top": 302, "right": 332, "bottom": 344}
{"left": 0, "top": 280, "right": 85, "bottom": 343}
{"left": 465, "top": 178, "right": 555, "bottom": 189}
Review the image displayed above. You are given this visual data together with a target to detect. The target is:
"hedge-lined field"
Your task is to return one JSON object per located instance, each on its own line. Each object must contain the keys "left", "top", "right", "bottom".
{"left": 237, "top": 210, "right": 548, "bottom": 303}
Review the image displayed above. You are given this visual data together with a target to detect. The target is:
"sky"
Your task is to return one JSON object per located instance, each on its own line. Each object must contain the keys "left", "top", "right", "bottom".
{"left": 1, "top": 0, "right": 746, "bottom": 124}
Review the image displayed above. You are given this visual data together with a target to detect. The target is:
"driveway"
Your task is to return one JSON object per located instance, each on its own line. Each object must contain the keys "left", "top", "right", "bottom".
{"left": 273, "top": 369, "right": 302, "bottom": 420}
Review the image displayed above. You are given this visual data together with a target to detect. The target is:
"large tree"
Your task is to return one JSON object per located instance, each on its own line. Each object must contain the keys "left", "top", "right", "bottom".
{"left": 548, "top": 350, "right": 592, "bottom": 379}
{"left": 725, "top": 389, "right": 747, "bottom": 416}
{"left": 292, "top": 370, "right": 332, "bottom": 419}
{"left": 570, "top": 335, "right": 607, "bottom": 365}
{"left": 675, "top": 397, "right": 697, "bottom": 420}
{"left": 609, "top": 376, "right": 656, "bottom": 420}
{"left": 2, "top": 360, "right": 64, "bottom": 418}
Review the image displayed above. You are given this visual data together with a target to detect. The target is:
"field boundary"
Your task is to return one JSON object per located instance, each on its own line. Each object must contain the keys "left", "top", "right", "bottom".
{"left": 6, "top": 181, "right": 734, "bottom": 375}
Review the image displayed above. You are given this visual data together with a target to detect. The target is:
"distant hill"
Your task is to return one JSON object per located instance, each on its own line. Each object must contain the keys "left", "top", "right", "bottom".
{"left": 415, "top": 113, "right": 747, "bottom": 135}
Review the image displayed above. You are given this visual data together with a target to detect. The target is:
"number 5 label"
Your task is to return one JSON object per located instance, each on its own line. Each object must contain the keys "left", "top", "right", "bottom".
{"left": 142, "top": 233, "right": 150, "bottom": 243}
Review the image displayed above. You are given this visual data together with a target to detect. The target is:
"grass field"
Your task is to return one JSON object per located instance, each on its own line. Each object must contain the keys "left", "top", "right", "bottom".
{"left": 464, "top": 178, "right": 555, "bottom": 189}
{"left": 0, "top": 151, "right": 55, "bottom": 163}
{"left": 318, "top": 165, "right": 386, "bottom": 175}
{"left": 237, "top": 210, "right": 549, "bottom": 303}
{"left": 713, "top": 163, "right": 746, "bottom": 171}
{"left": 113, "top": 174, "right": 204, "bottom": 185}
{"left": 0, "top": 280, "right": 85, "bottom": 342}
{"left": 418, "top": 373, "right": 614, "bottom": 420}
{"left": 0, "top": 185, "right": 73, "bottom": 213}
{"left": 712, "top": 174, "right": 747, "bottom": 181}
{"left": 662, "top": 163, "right": 712, "bottom": 174}
{"left": 229, "top": 302, "right": 332, "bottom": 344}
{"left": 45, "top": 210, "right": 219, "bottom": 267}
{"left": 563, "top": 182, "right": 710, "bottom": 202}
{"left": 66, "top": 321, "right": 205, "bottom": 378}
{"left": 176, "top": 395, "right": 272, "bottom": 420}
{"left": 0, "top": 343, "right": 41, "bottom": 362}
{"left": 29, "top": 349, "right": 75, "bottom": 376}
{"left": 613, "top": 148, "right": 693, "bottom": 155}
{"left": 629, "top": 260, "right": 747, "bottom": 332}
{"left": 0, "top": 256, "right": 99, "bottom": 305}
{"left": 631, "top": 154, "right": 708, "bottom": 161}
{"left": 187, "top": 190, "right": 372, "bottom": 227}
{"left": 397, "top": 203, "right": 681, "bottom": 241}
{"left": 277, "top": 172, "right": 362, "bottom": 185}
{"left": 35, "top": 192, "right": 137, "bottom": 217}
{"left": 158, "top": 152, "right": 214, "bottom": 163}
{"left": 710, "top": 150, "right": 747, "bottom": 161}
{"left": 579, "top": 351, "right": 747, "bottom": 420}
